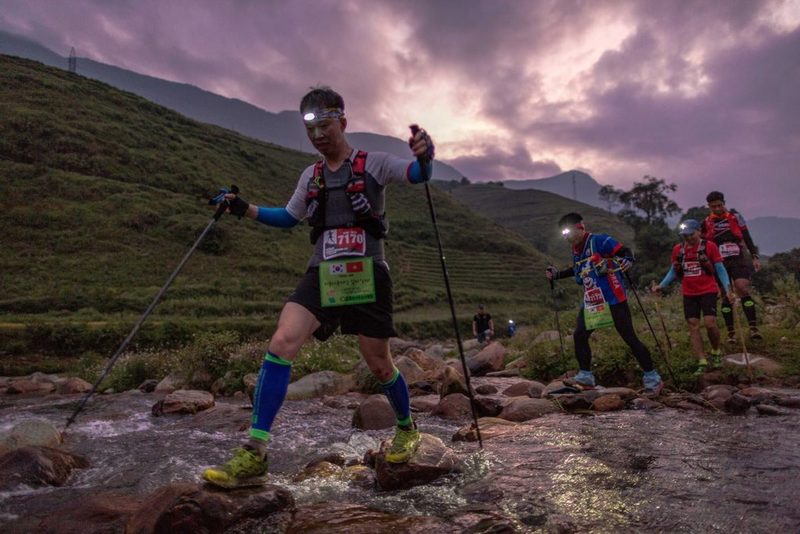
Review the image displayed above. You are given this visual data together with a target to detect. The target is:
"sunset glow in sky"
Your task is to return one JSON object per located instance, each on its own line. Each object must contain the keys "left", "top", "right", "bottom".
{"left": 2, "top": 0, "right": 799, "bottom": 216}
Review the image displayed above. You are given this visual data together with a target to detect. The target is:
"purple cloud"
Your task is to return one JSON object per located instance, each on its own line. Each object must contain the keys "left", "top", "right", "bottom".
{"left": 1, "top": 0, "right": 797, "bottom": 216}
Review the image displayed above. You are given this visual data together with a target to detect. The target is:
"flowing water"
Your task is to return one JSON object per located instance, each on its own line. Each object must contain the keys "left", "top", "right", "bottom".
{"left": 1, "top": 389, "right": 799, "bottom": 532}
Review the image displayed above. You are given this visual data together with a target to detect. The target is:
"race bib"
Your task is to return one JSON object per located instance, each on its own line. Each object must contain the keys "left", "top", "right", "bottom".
{"left": 719, "top": 242, "right": 740, "bottom": 258}
{"left": 683, "top": 261, "right": 702, "bottom": 277}
{"left": 319, "top": 257, "right": 376, "bottom": 307}
{"left": 583, "top": 287, "right": 613, "bottom": 330}
{"left": 583, "top": 287, "right": 605, "bottom": 306}
{"left": 322, "top": 228, "right": 366, "bottom": 260}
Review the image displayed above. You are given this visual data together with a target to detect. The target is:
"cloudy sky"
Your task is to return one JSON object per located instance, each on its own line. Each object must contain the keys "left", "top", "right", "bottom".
{"left": 2, "top": 0, "right": 799, "bottom": 217}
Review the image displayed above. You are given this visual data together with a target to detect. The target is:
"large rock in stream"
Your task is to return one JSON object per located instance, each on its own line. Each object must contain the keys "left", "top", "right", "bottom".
{"left": 0, "top": 419, "right": 62, "bottom": 456}
{"left": 466, "top": 342, "right": 506, "bottom": 376}
{"left": 286, "top": 370, "right": 355, "bottom": 400}
{"left": 125, "top": 482, "right": 294, "bottom": 533}
{"left": 374, "top": 433, "right": 461, "bottom": 490}
{"left": 0, "top": 446, "right": 88, "bottom": 490}
{"left": 152, "top": 389, "right": 215, "bottom": 416}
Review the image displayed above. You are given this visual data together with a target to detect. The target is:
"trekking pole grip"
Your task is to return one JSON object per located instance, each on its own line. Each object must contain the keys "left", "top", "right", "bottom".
{"left": 409, "top": 124, "right": 430, "bottom": 182}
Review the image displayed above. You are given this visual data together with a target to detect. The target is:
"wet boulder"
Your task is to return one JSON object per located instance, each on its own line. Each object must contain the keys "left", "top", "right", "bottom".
{"left": 431, "top": 392, "right": 472, "bottom": 420}
{"left": 374, "top": 433, "right": 461, "bottom": 490}
{"left": 475, "top": 384, "right": 498, "bottom": 395}
{"left": 0, "top": 419, "right": 62, "bottom": 455}
{"left": 404, "top": 347, "right": 444, "bottom": 372}
{"left": 37, "top": 492, "right": 142, "bottom": 534}
{"left": 126, "top": 482, "right": 294, "bottom": 533}
{"left": 473, "top": 395, "right": 505, "bottom": 417}
{"left": 6, "top": 378, "right": 54, "bottom": 395}
{"left": 55, "top": 377, "right": 93, "bottom": 394}
{"left": 393, "top": 355, "right": 427, "bottom": 385}
{"left": 389, "top": 337, "right": 421, "bottom": 355}
{"left": 592, "top": 394, "right": 624, "bottom": 412}
{"left": 466, "top": 342, "right": 506, "bottom": 376}
{"left": 503, "top": 380, "right": 538, "bottom": 397}
{"left": 292, "top": 460, "right": 343, "bottom": 482}
{"left": 498, "top": 397, "right": 560, "bottom": 422}
{"left": 286, "top": 370, "right": 354, "bottom": 400}
{"left": 424, "top": 344, "right": 445, "bottom": 360}
{"left": 0, "top": 446, "right": 88, "bottom": 490}
{"left": 155, "top": 372, "right": 186, "bottom": 394}
{"left": 438, "top": 365, "right": 469, "bottom": 398}
{"left": 553, "top": 392, "right": 597, "bottom": 412}
{"left": 410, "top": 394, "right": 440, "bottom": 413}
{"left": 724, "top": 393, "right": 752, "bottom": 414}
{"left": 152, "top": 389, "right": 214, "bottom": 416}
{"left": 352, "top": 394, "right": 396, "bottom": 430}
{"left": 527, "top": 381, "right": 547, "bottom": 398}
{"left": 596, "top": 387, "right": 637, "bottom": 401}
{"left": 138, "top": 378, "right": 159, "bottom": 393}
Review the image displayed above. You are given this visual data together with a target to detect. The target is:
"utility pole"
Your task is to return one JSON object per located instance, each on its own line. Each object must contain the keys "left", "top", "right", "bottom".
{"left": 68, "top": 47, "right": 77, "bottom": 73}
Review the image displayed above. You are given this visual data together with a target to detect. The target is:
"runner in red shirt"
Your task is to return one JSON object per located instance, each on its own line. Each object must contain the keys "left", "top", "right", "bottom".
{"left": 702, "top": 191, "right": 762, "bottom": 342}
{"left": 653, "top": 219, "right": 734, "bottom": 375}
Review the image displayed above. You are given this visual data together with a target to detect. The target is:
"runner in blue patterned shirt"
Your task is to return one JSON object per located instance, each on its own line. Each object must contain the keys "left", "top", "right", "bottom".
{"left": 546, "top": 212, "right": 663, "bottom": 396}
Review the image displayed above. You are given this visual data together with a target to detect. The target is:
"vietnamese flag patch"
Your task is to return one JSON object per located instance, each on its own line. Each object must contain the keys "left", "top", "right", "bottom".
{"left": 347, "top": 261, "right": 364, "bottom": 273}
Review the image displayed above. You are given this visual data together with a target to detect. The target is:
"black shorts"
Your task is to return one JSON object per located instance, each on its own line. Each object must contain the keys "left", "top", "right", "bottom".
{"left": 722, "top": 255, "right": 752, "bottom": 281}
{"left": 287, "top": 261, "right": 397, "bottom": 341}
{"left": 683, "top": 293, "right": 718, "bottom": 319}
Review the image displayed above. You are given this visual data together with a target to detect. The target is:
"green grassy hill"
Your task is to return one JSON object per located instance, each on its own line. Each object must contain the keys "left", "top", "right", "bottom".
{"left": 445, "top": 183, "right": 635, "bottom": 265}
{"left": 0, "top": 55, "right": 554, "bottom": 355}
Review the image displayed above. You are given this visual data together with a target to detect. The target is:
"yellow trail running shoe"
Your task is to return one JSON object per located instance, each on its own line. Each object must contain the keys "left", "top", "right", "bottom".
{"left": 385, "top": 426, "right": 422, "bottom": 464}
{"left": 202, "top": 448, "right": 268, "bottom": 489}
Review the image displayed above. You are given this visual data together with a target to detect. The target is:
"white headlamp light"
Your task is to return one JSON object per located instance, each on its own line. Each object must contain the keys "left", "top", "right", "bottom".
{"left": 302, "top": 108, "right": 344, "bottom": 124}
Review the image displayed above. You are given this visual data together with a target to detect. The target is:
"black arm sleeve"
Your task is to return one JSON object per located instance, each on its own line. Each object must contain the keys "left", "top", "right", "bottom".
{"left": 741, "top": 228, "right": 759, "bottom": 257}
{"left": 555, "top": 267, "right": 574, "bottom": 280}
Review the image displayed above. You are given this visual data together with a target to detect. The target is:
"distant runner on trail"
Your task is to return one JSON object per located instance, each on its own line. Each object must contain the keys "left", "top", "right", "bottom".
{"left": 545, "top": 213, "right": 664, "bottom": 396}
{"left": 202, "top": 86, "right": 435, "bottom": 488}
{"left": 653, "top": 219, "right": 734, "bottom": 376}
{"left": 702, "top": 191, "right": 762, "bottom": 343}
{"left": 472, "top": 304, "right": 494, "bottom": 343}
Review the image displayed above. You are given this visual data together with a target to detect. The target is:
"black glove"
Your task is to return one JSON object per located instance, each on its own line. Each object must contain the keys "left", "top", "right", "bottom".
{"left": 228, "top": 195, "right": 250, "bottom": 218}
{"left": 546, "top": 266, "right": 559, "bottom": 280}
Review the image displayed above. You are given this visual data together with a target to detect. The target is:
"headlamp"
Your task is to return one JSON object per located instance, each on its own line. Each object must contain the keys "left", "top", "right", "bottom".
{"left": 679, "top": 223, "right": 687, "bottom": 230}
{"left": 561, "top": 228, "right": 571, "bottom": 237}
{"left": 303, "top": 108, "right": 344, "bottom": 124}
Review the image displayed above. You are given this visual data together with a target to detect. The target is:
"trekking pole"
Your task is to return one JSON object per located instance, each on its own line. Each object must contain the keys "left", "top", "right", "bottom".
{"left": 548, "top": 277, "right": 568, "bottom": 370}
{"left": 410, "top": 125, "right": 482, "bottom": 448}
{"left": 650, "top": 281, "right": 674, "bottom": 350}
{"left": 623, "top": 272, "right": 679, "bottom": 389}
{"left": 65, "top": 190, "right": 235, "bottom": 429}
{"left": 731, "top": 296, "right": 755, "bottom": 382}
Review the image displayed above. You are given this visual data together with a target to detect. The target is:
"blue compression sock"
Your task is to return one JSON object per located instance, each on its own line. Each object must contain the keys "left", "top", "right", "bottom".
{"left": 381, "top": 367, "right": 413, "bottom": 427}
{"left": 249, "top": 351, "right": 293, "bottom": 442}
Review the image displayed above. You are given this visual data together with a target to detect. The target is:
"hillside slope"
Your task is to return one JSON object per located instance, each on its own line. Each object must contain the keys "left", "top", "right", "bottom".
{"left": 502, "top": 170, "right": 604, "bottom": 209}
{"left": 0, "top": 30, "right": 466, "bottom": 181}
{"left": 0, "top": 55, "right": 552, "bottom": 351}
{"left": 446, "top": 183, "right": 635, "bottom": 264}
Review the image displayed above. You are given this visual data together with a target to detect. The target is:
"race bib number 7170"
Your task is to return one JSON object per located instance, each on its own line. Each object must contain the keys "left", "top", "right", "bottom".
{"left": 322, "top": 228, "right": 366, "bottom": 260}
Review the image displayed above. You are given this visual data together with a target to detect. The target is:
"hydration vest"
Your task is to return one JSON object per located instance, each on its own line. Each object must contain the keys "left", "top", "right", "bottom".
{"left": 703, "top": 211, "right": 745, "bottom": 244}
{"left": 674, "top": 239, "right": 714, "bottom": 278}
{"left": 305, "top": 150, "right": 387, "bottom": 244}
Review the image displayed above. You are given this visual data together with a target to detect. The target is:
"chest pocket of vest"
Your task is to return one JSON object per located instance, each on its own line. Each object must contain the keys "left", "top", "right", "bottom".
{"left": 305, "top": 151, "right": 387, "bottom": 244}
